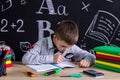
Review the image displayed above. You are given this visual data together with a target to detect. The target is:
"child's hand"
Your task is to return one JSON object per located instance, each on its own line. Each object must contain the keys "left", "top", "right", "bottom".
{"left": 54, "top": 54, "right": 65, "bottom": 64}
{"left": 0, "top": 45, "right": 10, "bottom": 50}
{"left": 79, "top": 59, "right": 90, "bottom": 68}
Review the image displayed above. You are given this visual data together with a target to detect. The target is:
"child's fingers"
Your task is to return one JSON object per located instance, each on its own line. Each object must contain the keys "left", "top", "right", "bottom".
{"left": 55, "top": 55, "right": 65, "bottom": 63}
{"left": 79, "top": 60, "right": 90, "bottom": 68}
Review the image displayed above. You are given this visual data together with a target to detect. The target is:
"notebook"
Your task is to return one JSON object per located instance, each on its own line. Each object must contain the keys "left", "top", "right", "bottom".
{"left": 26, "top": 61, "right": 77, "bottom": 72}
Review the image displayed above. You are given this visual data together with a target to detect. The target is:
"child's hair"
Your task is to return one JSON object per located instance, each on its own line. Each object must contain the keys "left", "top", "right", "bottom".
{"left": 55, "top": 20, "right": 79, "bottom": 45}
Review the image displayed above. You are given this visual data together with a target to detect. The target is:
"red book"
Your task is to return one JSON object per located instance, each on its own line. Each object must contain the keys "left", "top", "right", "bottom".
{"left": 6, "top": 63, "right": 13, "bottom": 68}
{"left": 6, "top": 50, "right": 12, "bottom": 54}
{"left": 96, "top": 54, "right": 120, "bottom": 62}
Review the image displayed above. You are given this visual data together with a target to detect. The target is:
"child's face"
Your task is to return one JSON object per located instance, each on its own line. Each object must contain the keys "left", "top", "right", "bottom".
{"left": 53, "top": 35, "right": 73, "bottom": 52}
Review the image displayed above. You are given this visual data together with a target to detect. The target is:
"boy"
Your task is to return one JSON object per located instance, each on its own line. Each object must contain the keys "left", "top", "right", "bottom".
{"left": 22, "top": 20, "right": 96, "bottom": 68}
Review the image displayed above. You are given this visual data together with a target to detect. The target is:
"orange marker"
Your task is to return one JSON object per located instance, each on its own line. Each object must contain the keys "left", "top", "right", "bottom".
{"left": 25, "top": 69, "right": 35, "bottom": 78}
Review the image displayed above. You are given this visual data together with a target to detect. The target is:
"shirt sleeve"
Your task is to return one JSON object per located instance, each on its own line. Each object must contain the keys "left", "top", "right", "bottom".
{"left": 22, "top": 40, "right": 54, "bottom": 65}
{"left": 70, "top": 45, "right": 96, "bottom": 65}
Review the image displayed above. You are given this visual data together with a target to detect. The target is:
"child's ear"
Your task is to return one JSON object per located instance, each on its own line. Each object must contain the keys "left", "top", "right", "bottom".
{"left": 53, "top": 34, "right": 58, "bottom": 40}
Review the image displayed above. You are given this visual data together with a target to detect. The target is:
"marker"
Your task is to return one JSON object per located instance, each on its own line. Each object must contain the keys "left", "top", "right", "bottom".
{"left": 44, "top": 69, "right": 61, "bottom": 76}
{"left": 25, "top": 69, "right": 35, "bottom": 78}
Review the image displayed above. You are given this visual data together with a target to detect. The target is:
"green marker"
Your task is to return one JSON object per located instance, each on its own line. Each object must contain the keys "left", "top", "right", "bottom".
{"left": 44, "top": 69, "right": 61, "bottom": 76}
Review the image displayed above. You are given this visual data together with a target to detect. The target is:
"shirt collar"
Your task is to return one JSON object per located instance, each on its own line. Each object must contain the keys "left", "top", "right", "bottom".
{"left": 47, "top": 35, "right": 54, "bottom": 49}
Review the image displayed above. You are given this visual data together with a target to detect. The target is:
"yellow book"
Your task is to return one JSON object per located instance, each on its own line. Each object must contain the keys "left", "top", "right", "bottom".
{"left": 96, "top": 60, "right": 120, "bottom": 68}
{"left": 96, "top": 52, "right": 120, "bottom": 58}
{"left": 6, "top": 60, "right": 12, "bottom": 64}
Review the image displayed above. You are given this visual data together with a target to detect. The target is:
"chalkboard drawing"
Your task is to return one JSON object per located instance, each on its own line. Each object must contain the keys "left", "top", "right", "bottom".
{"left": 20, "top": 0, "right": 27, "bottom": 5}
{"left": 81, "top": 2, "right": 90, "bottom": 12}
{"left": 85, "top": 10, "right": 120, "bottom": 45}
{"left": 20, "top": 42, "right": 31, "bottom": 52}
{"left": 106, "top": 0, "right": 113, "bottom": 3}
{"left": 0, "top": 41, "right": 5, "bottom": 45}
{"left": 0, "top": 0, "right": 12, "bottom": 12}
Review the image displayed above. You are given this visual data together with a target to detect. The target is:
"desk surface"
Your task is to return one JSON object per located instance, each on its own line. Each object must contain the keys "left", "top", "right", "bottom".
{"left": 1, "top": 62, "right": 120, "bottom": 80}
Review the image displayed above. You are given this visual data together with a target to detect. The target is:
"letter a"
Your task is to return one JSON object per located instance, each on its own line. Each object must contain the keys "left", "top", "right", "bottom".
{"left": 36, "top": 0, "right": 57, "bottom": 15}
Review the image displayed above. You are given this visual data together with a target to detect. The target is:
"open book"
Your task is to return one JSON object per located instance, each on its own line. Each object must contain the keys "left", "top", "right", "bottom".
{"left": 26, "top": 62, "right": 77, "bottom": 72}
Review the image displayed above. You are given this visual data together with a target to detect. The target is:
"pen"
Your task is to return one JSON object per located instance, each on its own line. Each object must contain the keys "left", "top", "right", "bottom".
{"left": 44, "top": 69, "right": 61, "bottom": 76}
{"left": 25, "top": 69, "right": 35, "bottom": 78}
{"left": 60, "top": 74, "right": 83, "bottom": 78}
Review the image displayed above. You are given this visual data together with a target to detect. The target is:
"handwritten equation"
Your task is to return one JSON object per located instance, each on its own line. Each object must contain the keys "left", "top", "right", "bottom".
{"left": 0, "top": 19, "right": 25, "bottom": 32}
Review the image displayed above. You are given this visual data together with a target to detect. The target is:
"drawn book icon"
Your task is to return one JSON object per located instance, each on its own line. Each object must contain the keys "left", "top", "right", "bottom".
{"left": 85, "top": 10, "right": 120, "bottom": 45}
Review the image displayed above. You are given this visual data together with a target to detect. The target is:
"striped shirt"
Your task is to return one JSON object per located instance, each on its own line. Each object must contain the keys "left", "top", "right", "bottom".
{"left": 22, "top": 36, "right": 96, "bottom": 65}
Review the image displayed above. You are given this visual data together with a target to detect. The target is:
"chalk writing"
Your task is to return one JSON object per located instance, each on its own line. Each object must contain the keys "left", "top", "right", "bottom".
{"left": 20, "top": 0, "right": 27, "bottom": 5}
{"left": 36, "top": 0, "right": 68, "bottom": 16}
{"left": 0, "top": 19, "right": 25, "bottom": 32}
{"left": 37, "top": 20, "right": 54, "bottom": 40}
{"left": 0, "top": 0, "right": 12, "bottom": 12}
{"left": 81, "top": 2, "right": 90, "bottom": 12}
{"left": 0, "top": 41, "right": 5, "bottom": 45}
{"left": 106, "top": 0, "right": 113, "bottom": 3}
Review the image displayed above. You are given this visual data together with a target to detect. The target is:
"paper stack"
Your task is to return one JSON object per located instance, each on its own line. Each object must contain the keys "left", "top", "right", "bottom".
{"left": 94, "top": 46, "right": 120, "bottom": 73}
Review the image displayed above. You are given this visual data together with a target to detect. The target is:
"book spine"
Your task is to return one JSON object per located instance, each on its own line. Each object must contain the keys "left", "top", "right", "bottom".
{"left": 96, "top": 52, "right": 120, "bottom": 58}
{"left": 96, "top": 60, "right": 120, "bottom": 68}
{"left": 95, "top": 63, "right": 120, "bottom": 73}
{"left": 94, "top": 46, "right": 120, "bottom": 56}
{"left": 6, "top": 54, "right": 12, "bottom": 58}
{"left": 96, "top": 58, "right": 120, "bottom": 64}
{"left": 6, "top": 63, "right": 13, "bottom": 68}
{"left": 6, "top": 60, "right": 12, "bottom": 64}
{"left": 96, "top": 54, "right": 120, "bottom": 62}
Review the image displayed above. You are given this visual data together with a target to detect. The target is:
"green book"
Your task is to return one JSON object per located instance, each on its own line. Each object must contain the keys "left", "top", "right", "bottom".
{"left": 94, "top": 46, "right": 120, "bottom": 56}
{"left": 95, "top": 63, "right": 120, "bottom": 73}
{"left": 6, "top": 54, "right": 12, "bottom": 58}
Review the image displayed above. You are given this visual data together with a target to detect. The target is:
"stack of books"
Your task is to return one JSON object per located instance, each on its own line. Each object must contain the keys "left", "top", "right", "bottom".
{"left": 5, "top": 50, "right": 13, "bottom": 68}
{"left": 94, "top": 46, "right": 120, "bottom": 73}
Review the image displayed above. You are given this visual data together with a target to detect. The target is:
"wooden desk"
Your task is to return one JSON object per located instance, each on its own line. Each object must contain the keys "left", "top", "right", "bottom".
{"left": 1, "top": 62, "right": 120, "bottom": 80}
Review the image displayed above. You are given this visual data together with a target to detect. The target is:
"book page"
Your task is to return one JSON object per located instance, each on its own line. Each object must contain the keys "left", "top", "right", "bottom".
{"left": 56, "top": 62, "right": 77, "bottom": 68}
{"left": 26, "top": 64, "right": 57, "bottom": 72}
{"left": 26, "top": 62, "right": 77, "bottom": 72}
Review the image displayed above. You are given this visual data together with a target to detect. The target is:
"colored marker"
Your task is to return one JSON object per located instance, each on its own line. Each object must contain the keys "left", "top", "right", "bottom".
{"left": 44, "top": 69, "right": 61, "bottom": 76}
{"left": 25, "top": 69, "right": 35, "bottom": 78}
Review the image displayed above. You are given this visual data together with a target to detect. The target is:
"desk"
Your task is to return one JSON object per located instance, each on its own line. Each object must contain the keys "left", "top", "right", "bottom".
{"left": 0, "top": 62, "right": 120, "bottom": 80}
